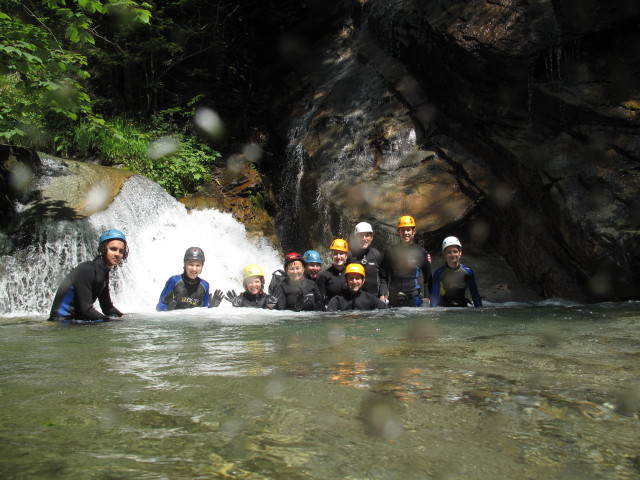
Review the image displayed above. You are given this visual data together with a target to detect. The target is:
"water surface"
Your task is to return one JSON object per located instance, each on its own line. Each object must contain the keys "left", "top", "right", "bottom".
{"left": 1, "top": 302, "right": 638, "bottom": 479}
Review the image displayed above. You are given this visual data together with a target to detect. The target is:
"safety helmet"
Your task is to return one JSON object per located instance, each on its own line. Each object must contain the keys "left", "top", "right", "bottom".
{"left": 184, "top": 247, "right": 205, "bottom": 262}
{"left": 397, "top": 215, "right": 416, "bottom": 228}
{"left": 442, "top": 236, "right": 462, "bottom": 251}
{"left": 354, "top": 222, "right": 373, "bottom": 234}
{"left": 303, "top": 250, "right": 322, "bottom": 264}
{"left": 329, "top": 238, "right": 349, "bottom": 252}
{"left": 99, "top": 229, "right": 126, "bottom": 245}
{"left": 344, "top": 263, "right": 365, "bottom": 277}
{"left": 243, "top": 264, "right": 265, "bottom": 280}
{"left": 284, "top": 252, "right": 305, "bottom": 269}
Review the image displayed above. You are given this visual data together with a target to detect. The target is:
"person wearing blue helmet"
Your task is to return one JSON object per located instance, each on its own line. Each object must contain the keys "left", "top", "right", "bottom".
{"left": 303, "top": 250, "right": 322, "bottom": 282}
{"left": 49, "top": 229, "right": 129, "bottom": 322}
{"left": 156, "top": 247, "right": 224, "bottom": 311}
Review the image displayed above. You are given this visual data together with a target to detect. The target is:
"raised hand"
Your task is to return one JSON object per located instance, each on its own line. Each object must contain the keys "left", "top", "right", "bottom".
{"left": 208, "top": 289, "right": 224, "bottom": 308}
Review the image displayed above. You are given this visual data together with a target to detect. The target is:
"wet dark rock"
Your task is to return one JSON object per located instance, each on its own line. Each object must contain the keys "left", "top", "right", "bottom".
{"left": 268, "top": 0, "right": 640, "bottom": 302}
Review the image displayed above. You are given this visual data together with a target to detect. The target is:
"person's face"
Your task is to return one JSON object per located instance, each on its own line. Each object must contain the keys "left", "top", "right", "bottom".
{"left": 104, "top": 240, "right": 126, "bottom": 267}
{"left": 443, "top": 246, "right": 462, "bottom": 268}
{"left": 331, "top": 249, "right": 348, "bottom": 267}
{"left": 346, "top": 273, "right": 365, "bottom": 293}
{"left": 287, "top": 261, "right": 305, "bottom": 282}
{"left": 184, "top": 259, "right": 204, "bottom": 280}
{"left": 245, "top": 276, "right": 263, "bottom": 295}
{"left": 398, "top": 226, "right": 416, "bottom": 244}
{"left": 356, "top": 231, "right": 373, "bottom": 249}
{"left": 306, "top": 262, "right": 321, "bottom": 279}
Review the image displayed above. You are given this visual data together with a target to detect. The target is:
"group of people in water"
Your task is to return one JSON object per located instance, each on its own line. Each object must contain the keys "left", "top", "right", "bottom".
{"left": 48, "top": 215, "right": 482, "bottom": 322}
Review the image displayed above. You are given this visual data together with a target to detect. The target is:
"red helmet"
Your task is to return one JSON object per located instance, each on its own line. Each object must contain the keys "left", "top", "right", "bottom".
{"left": 284, "top": 252, "right": 305, "bottom": 269}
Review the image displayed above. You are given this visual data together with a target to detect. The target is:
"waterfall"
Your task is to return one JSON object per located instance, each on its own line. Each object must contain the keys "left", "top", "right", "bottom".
{"left": 0, "top": 175, "right": 282, "bottom": 316}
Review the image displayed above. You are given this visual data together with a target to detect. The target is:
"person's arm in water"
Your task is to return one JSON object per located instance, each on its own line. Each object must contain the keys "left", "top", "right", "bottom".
{"left": 466, "top": 266, "right": 482, "bottom": 307}
{"left": 72, "top": 262, "right": 112, "bottom": 320}
{"left": 156, "top": 276, "right": 180, "bottom": 311}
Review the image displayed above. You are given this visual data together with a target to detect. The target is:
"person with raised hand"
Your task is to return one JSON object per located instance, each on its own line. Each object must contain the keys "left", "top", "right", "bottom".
{"left": 225, "top": 264, "right": 278, "bottom": 309}
{"left": 156, "top": 247, "right": 223, "bottom": 311}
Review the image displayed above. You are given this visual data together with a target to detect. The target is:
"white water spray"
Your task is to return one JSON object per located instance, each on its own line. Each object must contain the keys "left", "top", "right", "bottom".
{"left": 0, "top": 175, "right": 282, "bottom": 316}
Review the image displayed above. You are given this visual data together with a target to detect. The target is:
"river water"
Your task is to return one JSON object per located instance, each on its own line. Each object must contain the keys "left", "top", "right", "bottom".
{"left": 1, "top": 301, "right": 638, "bottom": 479}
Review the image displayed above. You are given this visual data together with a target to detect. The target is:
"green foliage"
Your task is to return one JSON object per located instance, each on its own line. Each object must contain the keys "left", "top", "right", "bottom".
{"left": 54, "top": 113, "right": 221, "bottom": 197}
{"left": 0, "top": 0, "right": 151, "bottom": 143}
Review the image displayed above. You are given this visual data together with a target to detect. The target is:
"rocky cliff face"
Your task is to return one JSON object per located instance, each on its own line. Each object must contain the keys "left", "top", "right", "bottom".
{"left": 269, "top": 0, "right": 640, "bottom": 302}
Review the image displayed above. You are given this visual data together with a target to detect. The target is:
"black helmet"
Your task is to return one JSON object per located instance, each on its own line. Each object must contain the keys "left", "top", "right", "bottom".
{"left": 184, "top": 247, "right": 205, "bottom": 262}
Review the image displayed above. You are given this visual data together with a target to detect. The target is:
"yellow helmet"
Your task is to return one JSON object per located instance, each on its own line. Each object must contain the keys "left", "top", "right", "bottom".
{"left": 345, "top": 263, "right": 365, "bottom": 277}
{"left": 397, "top": 215, "right": 416, "bottom": 228}
{"left": 329, "top": 238, "right": 349, "bottom": 252}
{"left": 242, "top": 264, "right": 265, "bottom": 280}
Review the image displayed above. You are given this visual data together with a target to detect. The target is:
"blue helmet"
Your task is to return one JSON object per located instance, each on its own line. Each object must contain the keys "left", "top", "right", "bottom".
{"left": 303, "top": 250, "right": 322, "bottom": 264}
{"left": 99, "top": 229, "right": 127, "bottom": 245}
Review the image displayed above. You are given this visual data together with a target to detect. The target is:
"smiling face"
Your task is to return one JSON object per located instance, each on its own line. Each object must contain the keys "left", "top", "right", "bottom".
{"left": 286, "top": 261, "right": 305, "bottom": 283}
{"left": 356, "top": 231, "right": 373, "bottom": 249}
{"left": 183, "top": 259, "right": 204, "bottom": 280}
{"left": 103, "top": 240, "right": 126, "bottom": 268}
{"left": 346, "top": 272, "right": 365, "bottom": 293}
{"left": 398, "top": 226, "right": 416, "bottom": 244}
{"left": 443, "top": 245, "right": 462, "bottom": 268}
{"left": 244, "top": 276, "right": 263, "bottom": 295}
{"left": 306, "top": 263, "right": 322, "bottom": 279}
{"left": 331, "top": 249, "right": 348, "bottom": 268}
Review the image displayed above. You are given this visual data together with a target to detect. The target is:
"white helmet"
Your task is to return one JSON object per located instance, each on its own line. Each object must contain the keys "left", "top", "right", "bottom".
{"left": 354, "top": 222, "right": 373, "bottom": 234}
{"left": 442, "top": 236, "right": 462, "bottom": 251}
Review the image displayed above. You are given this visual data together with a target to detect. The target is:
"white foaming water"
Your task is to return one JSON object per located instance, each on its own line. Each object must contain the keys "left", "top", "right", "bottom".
{"left": 0, "top": 175, "right": 282, "bottom": 316}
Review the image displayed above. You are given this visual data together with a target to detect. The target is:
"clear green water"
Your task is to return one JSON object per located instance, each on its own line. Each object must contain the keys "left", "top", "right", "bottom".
{"left": 1, "top": 303, "right": 639, "bottom": 479}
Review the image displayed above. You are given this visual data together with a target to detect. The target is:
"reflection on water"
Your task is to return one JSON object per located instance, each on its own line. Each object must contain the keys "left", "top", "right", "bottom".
{"left": 0, "top": 303, "right": 638, "bottom": 479}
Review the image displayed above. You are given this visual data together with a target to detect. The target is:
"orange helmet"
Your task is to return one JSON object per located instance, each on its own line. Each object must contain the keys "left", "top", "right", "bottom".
{"left": 345, "top": 263, "right": 365, "bottom": 277}
{"left": 397, "top": 215, "right": 416, "bottom": 228}
{"left": 329, "top": 238, "right": 349, "bottom": 252}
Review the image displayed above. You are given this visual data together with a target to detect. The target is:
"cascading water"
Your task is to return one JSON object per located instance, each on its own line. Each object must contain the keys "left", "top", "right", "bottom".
{"left": 0, "top": 175, "right": 282, "bottom": 316}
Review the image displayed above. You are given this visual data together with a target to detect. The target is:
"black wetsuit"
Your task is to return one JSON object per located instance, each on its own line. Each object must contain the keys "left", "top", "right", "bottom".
{"left": 348, "top": 246, "right": 383, "bottom": 296}
{"left": 230, "top": 291, "right": 278, "bottom": 308}
{"left": 379, "top": 243, "right": 432, "bottom": 307}
{"left": 316, "top": 265, "right": 347, "bottom": 305}
{"left": 274, "top": 278, "right": 324, "bottom": 311}
{"left": 156, "top": 274, "right": 211, "bottom": 311}
{"left": 327, "top": 289, "right": 388, "bottom": 311}
{"left": 49, "top": 258, "right": 123, "bottom": 321}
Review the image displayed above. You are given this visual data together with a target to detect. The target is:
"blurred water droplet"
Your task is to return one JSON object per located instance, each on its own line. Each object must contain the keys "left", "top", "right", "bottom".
{"left": 265, "top": 376, "right": 285, "bottom": 399}
{"left": 194, "top": 107, "right": 225, "bottom": 139}
{"left": 588, "top": 272, "right": 611, "bottom": 297}
{"left": 242, "top": 143, "right": 262, "bottom": 163}
{"left": 221, "top": 418, "right": 243, "bottom": 436}
{"left": 148, "top": 136, "right": 179, "bottom": 160}
{"left": 9, "top": 162, "right": 32, "bottom": 191}
{"left": 327, "top": 326, "right": 346, "bottom": 345}
{"left": 226, "top": 154, "right": 245, "bottom": 174}
{"left": 491, "top": 182, "right": 514, "bottom": 208}
{"left": 84, "top": 184, "right": 109, "bottom": 214}
{"left": 470, "top": 218, "right": 490, "bottom": 243}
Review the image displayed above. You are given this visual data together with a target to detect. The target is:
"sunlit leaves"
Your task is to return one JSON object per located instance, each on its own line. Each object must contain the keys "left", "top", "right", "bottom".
{"left": 0, "top": 0, "right": 152, "bottom": 143}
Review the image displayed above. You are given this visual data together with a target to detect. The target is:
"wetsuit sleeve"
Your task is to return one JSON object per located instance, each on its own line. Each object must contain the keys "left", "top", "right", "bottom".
{"left": 72, "top": 262, "right": 110, "bottom": 321}
{"left": 430, "top": 267, "right": 443, "bottom": 307}
{"left": 374, "top": 296, "right": 387, "bottom": 309}
{"left": 466, "top": 267, "right": 482, "bottom": 307}
{"left": 313, "top": 284, "right": 325, "bottom": 311}
{"left": 316, "top": 272, "right": 327, "bottom": 297}
{"left": 378, "top": 250, "right": 390, "bottom": 296}
{"left": 201, "top": 279, "right": 211, "bottom": 308}
{"left": 421, "top": 250, "right": 432, "bottom": 299}
{"left": 327, "top": 296, "right": 340, "bottom": 312}
{"left": 98, "top": 285, "right": 123, "bottom": 318}
{"left": 274, "top": 284, "right": 287, "bottom": 310}
{"left": 156, "top": 276, "right": 179, "bottom": 311}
